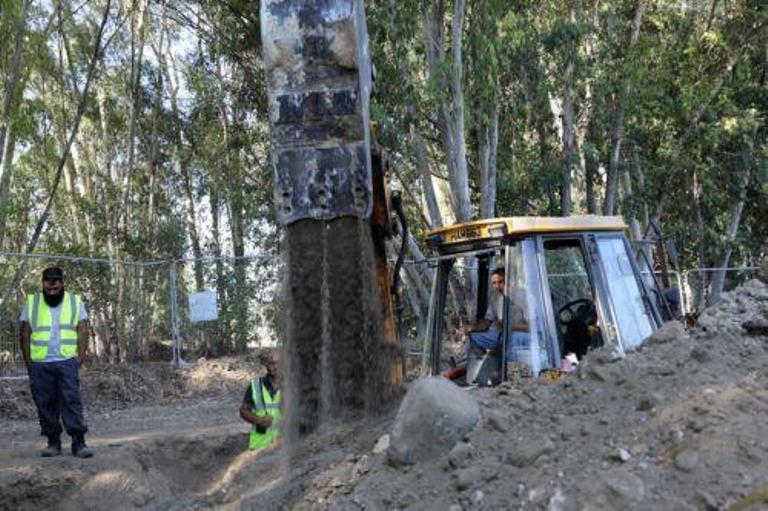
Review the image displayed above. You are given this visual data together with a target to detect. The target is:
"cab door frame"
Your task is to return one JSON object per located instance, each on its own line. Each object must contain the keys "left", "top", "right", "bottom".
{"left": 533, "top": 233, "right": 622, "bottom": 361}
{"left": 589, "top": 232, "right": 662, "bottom": 352}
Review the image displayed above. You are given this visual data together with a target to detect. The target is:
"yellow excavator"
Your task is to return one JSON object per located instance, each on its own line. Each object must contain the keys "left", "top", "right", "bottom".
{"left": 260, "top": 1, "right": 672, "bottom": 426}
{"left": 422, "top": 216, "right": 671, "bottom": 385}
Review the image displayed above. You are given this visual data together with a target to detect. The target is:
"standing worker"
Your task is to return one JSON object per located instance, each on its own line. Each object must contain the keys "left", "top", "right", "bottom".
{"left": 19, "top": 267, "right": 93, "bottom": 458}
{"left": 239, "top": 349, "right": 282, "bottom": 452}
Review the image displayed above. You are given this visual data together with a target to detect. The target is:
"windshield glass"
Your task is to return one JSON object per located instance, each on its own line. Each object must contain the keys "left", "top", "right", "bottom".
{"left": 504, "top": 240, "right": 550, "bottom": 376}
{"left": 595, "top": 237, "right": 654, "bottom": 351}
{"left": 542, "top": 239, "right": 601, "bottom": 360}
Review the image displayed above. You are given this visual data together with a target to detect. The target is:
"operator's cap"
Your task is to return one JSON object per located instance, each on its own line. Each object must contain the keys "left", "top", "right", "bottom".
{"left": 42, "top": 267, "right": 64, "bottom": 281}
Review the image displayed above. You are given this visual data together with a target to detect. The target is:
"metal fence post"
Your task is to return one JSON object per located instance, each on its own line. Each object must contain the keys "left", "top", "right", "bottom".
{"left": 169, "top": 261, "right": 181, "bottom": 367}
{"left": 672, "top": 270, "right": 685, "bottom": 316}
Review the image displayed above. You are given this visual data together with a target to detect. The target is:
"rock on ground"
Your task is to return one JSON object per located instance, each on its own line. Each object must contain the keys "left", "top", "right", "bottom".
{"left": 387, "top": 377, "right": 479, "bottom": 467}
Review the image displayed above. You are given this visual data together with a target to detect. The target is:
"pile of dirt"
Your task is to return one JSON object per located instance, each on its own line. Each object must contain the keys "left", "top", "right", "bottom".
{"left": 0, "top": 384, "right": 36, "bottom": 420}
{"left": 0, "top": 428, "right": 250, "bottom": 511}
{"left": 299, "top": 279, "right": 768, "bottom": 510}
{"left": 2, "top": 281, "right": 766, "bottom": 510}
{"left": 0, "top": 354, "right": 262, "bottom": 420}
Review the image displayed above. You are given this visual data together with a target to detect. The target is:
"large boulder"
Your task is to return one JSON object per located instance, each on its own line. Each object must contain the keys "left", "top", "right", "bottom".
{"left": 387, "top": 377, "right": 480, "bottom": 466}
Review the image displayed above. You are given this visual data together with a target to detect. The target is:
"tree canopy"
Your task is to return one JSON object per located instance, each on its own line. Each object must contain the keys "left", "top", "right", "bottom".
{"left": 0, "top": 0, "right": 765, "bottom": 358}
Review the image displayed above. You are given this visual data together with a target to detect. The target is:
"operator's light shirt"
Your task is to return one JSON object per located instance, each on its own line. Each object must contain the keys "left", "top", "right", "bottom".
{"left": 484, "top": 289, "right": 528, "bottom": 330}
{"left": 20, "top": 296, "right": 89, "bottom": 363}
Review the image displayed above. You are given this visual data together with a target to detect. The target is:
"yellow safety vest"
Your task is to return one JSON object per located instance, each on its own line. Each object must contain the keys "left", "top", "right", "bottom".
{"left": 27, "top": 292, "right": 81, "bottom": 361}
{"left": 249, "top": 377, "right": 282, "bottom": 451}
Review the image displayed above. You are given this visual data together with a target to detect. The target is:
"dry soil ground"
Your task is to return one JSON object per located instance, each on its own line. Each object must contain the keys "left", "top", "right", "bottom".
{"left": 1, "top": 279, "right": 767, "bottom": 510}
{"left": 300, "top": 279, "right": 768, "bottom": 511}
{"left": 0, "top": 353, "right": 393, "bottom": 511}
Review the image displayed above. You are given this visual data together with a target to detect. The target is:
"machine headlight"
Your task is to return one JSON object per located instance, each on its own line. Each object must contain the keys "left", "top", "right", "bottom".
{"left": 487, "top": 224, "right": 507, "bottom": 238}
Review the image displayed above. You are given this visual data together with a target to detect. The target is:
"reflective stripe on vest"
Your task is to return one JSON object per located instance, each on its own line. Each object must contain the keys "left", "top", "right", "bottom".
{"left": 249, "top": 377, "right": 282, "bottom": 451}
{"left": 27, "top": 292, "right": 80, "bottom": 361}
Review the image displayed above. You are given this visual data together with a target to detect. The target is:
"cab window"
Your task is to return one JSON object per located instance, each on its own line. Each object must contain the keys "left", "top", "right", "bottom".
{"left": 542, "top": 239, "right": 602, "bottom": 359}
{"left": 595, "top": 237, "right": 654, "bottom": 351}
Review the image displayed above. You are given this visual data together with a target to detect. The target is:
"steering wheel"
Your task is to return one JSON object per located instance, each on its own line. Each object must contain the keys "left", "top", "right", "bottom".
{"left": 558, "top": 298, "right": 599, "bottom": 357}
{"left": 558, "top": 298, "right": 597, "bottom": 326}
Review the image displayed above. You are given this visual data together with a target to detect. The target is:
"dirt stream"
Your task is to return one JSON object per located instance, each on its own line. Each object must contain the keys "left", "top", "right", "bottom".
{"left": 1, "top": 279, "right": 768, "bottom": 510}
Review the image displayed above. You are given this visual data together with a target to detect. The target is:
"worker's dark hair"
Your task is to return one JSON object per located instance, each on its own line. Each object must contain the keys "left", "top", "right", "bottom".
{"left": 491, "top": 267, "right": 505, "bottom": 277}
{"left": 42, "top": 267, "right": 64, "bottom": 281}
{"left": 258, "top": 348, "right": 279, "bottom": 365}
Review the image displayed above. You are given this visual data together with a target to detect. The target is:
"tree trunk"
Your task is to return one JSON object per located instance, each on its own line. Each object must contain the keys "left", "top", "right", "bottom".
{"left": 706, "top": 177, "right": 748, "bottom": 305}
{"left": 405, "top": 236, "right": 435, "bottom": 306}
{"left": 409, "top": 120, "right": 443, "bottom": 228}
{"left": 692, "top": 169, "right": 708, "bottom": 310}
{"left": 0, "top": 130, "right": 18, "bottom": 249}
{"left": 537, "top": 117, "right": 557, "bottom": 214}
{"left": 61, "top": 143, "right": 85, "bottom": 246}
{"left": 479, "top": 101, "right": 499, "bottom": 219}
{"left": 181, "top": 157, "right": 205, "bottom": 289}
{"left": 419, "top": 0, "right": 473, "bottom": 311}
{"left": 402, "top": 269, "right": 427, "bottom": 341}
{"left": 210, "top": 171, "right": 228, "bottom": 355}
{"left": 157, "top": 27, "right": 205, "bottom": 290}
{"left": 0, "top": 0, "right": 31, "bottom": 172}
{"left": 604, "top": 102, "right": 625, "bottom": 216}
{"left": 619, "top": 145, "right": 642, "bottom": 240}
{"left": 707, "top": 125, "right": 757, "bottom": 305}
{"left": 603, "top": 0, "right": 647, "bottom": 216}
{"left": 0, "top": 0, "right": 31, "bottom": 244}
{"left": 122, "top": 0, "right": 149, "bottom": 235}
{"left": 560, "top": 56, "right": 576, "bottom": 216}
{"left": 574, "top": 0, "right": 599, "bottom": 213}
{"left": 421, "top": 0, "right": 472, "bottom": 223}
{"left": 448, "top": 0, "right": 471, "bottom": 223}
{"left": 583, "top": 93, "right": 600, "bottom": 215}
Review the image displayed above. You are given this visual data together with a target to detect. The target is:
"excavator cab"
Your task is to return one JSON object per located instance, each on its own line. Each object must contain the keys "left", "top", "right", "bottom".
{"left": 422, "top": 216, "right": 664, "bottom": 383}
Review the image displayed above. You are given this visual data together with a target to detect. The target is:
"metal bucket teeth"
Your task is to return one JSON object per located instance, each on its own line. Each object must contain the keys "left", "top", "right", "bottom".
{"left": 261, "top": 0, "right": 373, "bottom": 225}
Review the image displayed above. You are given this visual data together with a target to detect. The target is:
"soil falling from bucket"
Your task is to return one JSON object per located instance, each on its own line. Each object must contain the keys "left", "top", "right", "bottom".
{"left": 282, "top": 217, "right": 400, "bottom": 451}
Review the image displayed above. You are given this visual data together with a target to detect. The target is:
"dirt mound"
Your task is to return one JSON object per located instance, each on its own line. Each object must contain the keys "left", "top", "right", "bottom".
{"left": 0, "top": 384, "right": 36, "bottom": 420}
{"left": 2, "top": 282, "right": 766, "bottom": 510}
{"left": 0, "top": 354, "right": 261, "bottom": 420}
{"left": 302, "top": 279, "right": 768, "bottom": 510}
{"left": 0, "top": 429, "right": 249, "bottom": 511}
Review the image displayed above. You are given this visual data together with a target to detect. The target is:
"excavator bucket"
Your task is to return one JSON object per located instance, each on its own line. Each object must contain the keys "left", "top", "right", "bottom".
{"left": 261, "top": 0, "right": 373, "bottom": 225}
{"left": 261, "top": 0, "right": 401, "bottom": 441}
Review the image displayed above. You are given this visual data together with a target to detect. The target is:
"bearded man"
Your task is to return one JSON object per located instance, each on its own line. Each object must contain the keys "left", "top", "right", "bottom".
{"left": 19, "top": 267, "right": 93, "bottom": 458}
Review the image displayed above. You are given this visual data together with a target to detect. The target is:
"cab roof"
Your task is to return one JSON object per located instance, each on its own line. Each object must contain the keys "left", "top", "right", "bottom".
{"left": 425, "top": 215, "right": 627, "bottom": 250}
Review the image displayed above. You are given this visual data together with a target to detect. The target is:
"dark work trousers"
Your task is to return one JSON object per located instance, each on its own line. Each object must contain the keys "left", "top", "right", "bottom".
{"left": 28, "top": 358, "right": 88, "bottom": 439}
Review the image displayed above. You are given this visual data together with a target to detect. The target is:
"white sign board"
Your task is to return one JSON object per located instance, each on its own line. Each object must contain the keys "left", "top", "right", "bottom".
{"left": 188, "top": 290, "right": 218, "bottom": 323}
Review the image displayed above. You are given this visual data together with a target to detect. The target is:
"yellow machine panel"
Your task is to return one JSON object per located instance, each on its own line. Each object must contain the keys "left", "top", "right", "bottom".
{"left": 427, "top": 215, "right": 627, "bottom": 247}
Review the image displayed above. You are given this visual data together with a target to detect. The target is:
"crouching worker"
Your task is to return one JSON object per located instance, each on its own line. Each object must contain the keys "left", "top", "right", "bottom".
{"left": 239, "top": 349, "right": 282, "bottom": 452}
{"left": 20, "top": 267, "right": 93, "bottom": 458}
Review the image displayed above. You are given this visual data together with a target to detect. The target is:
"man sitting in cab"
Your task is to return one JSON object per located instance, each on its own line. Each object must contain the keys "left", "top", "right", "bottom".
{"left": 461, "top": 267, "right": 531, "bottom": 361}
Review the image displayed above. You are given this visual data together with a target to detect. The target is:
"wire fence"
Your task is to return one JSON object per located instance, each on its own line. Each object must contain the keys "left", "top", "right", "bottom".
{"left": 0, "top": 253, "right": 281, "bottom": 378}
{"left": 1, "top": 249, "right": 759, "bottom": 378}
{"left": 682, "top": 266, "right": 759, "bottom": 313}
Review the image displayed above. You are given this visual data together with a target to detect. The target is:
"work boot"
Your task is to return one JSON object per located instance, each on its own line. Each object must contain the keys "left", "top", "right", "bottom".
{"left": 41, "top": 437, "right": 62, "bottom": 457}
{"left": 71, "top": 434, "right": 94, "bottom": 458}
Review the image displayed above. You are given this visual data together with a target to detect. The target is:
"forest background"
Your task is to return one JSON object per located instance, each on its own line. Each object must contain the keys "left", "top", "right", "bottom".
{"left": 0, "top": 0, "right": 765, "bottom": 361}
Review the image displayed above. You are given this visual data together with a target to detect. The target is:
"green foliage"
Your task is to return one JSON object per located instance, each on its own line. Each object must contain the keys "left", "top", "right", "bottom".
{"left": 0, "top": 0, "right": 765, "bottom": 360}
